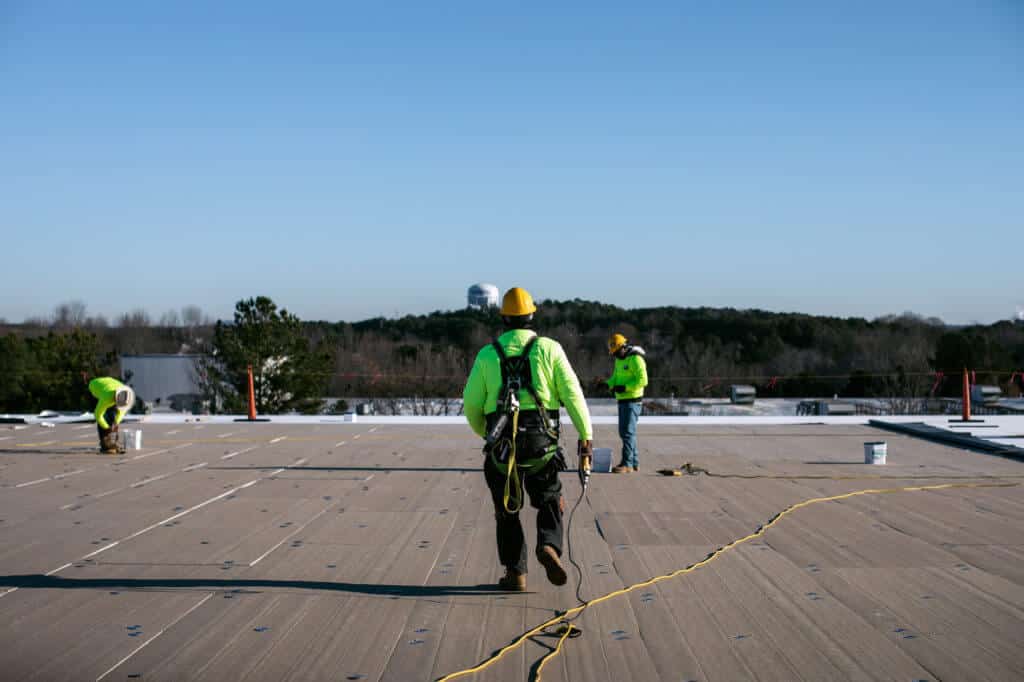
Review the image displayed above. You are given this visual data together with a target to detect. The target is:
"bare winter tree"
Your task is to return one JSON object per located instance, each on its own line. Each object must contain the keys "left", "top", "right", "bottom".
{"left": 181, "top": 305, "right": 207, "bottom": 328}
{"left": 118, "top": 310, "right": 152, "bottom": 328}
{"left": 159, "top": 310, "right": 181, "bottom": 327}
{"left": 53, "top": 300, "right": 89, "bottom": 328}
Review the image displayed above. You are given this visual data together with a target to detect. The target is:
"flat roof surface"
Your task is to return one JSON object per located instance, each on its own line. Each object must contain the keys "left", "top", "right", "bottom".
{"left": 1, "top": 422, "right": 1022, "bottom": 681}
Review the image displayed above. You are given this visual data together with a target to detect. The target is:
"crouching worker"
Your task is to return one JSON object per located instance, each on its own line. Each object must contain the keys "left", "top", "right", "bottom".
{"left": 463, "top": 287, "right": 593, "bottom": 592}
{"left": 89, "top": 377, "right": 135, "bottom": 454}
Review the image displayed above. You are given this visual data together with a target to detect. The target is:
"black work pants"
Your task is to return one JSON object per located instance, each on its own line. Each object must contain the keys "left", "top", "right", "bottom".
{"left": 484, "top": 454, "right": 563, "bottom": 575}
{"left": 96, "top": 406, "right": 118, "bottom": 449}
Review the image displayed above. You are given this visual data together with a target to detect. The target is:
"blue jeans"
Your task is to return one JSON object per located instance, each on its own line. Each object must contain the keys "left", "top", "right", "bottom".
{"left": 617, "top": 400, "right": 642, "bottom": 468}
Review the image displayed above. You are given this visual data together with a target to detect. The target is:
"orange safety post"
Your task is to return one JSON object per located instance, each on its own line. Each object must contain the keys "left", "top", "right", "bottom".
{"left": 247, "top": 364, "right": 257, "bottom": 421}
{"left": 961, "top": 367, "right": 971, "bottom": 422}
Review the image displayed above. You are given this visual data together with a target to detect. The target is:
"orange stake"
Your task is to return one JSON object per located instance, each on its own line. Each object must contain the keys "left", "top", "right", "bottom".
{"left": 961, "top": 367, "right": 971, "bottom": 421}
{"left": 247, "top": 364, "right": 257, "bottom": 421}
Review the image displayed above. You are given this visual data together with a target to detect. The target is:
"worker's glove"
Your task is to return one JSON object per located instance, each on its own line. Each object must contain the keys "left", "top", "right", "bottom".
{"left": 612, "top": 385, "right": 626, "bottom": 394}
{"left": 577, "top": 440, "right": 592, "bottom": 487}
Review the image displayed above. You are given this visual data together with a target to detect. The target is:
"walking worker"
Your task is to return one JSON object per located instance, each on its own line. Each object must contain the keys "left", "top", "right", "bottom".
{"left": 606, "top": 333, "right": 648, "bottom": 473}
{"left": 89, "top": 377, "right": 134, "bottom": 454}
{"left": 463, "top": 287, "right": 593, "bottom": 592}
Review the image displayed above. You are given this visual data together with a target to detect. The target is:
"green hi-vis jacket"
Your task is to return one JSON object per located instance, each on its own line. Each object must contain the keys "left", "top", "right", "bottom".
{"left": 89, "top": 377, "right": 126, "bottom": 430}
{"left": 463, "top": 330, "right": 593, "bottom": 447}
{"left": 607, "top": 348, "right": 648, "bottom": 400}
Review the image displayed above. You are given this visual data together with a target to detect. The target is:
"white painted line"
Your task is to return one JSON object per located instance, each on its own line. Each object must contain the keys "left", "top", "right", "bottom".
{"left": 269, "top": 436, "right": 287, "bottom": 444}
{"left": 15, "top": 468, "right": 88, "bottom": 488}
{"left": 334, "top": 440, "right": 347, "bottom": 447}
{"left": 368, "top": 426, "right": 378, "bottom": 433}
{"left": 220, "top": 445, "right": 260, "bottom": 461}
{"left": 265, "top": 457, "right": 309, "bottom": 477}
{"left": 17, "top": 440, "right": 56, "bottom": 447}
{"left": 129, "top": 473, "right": 173, "bottom": 489}
{"left": 0, "top": 436, "right": 12, "bottom": 441}
{"left": 1, "top": 561, "right": 75, "bottom": 597}
{"left": 353, "top": 434, "right": 361, "bottom": 440}
{"left": 248, "top": 504, "right": 333, "bottom": 567}
{"left": 73, "top": 425, "right": 94, "bottom": 431}
{"left": 15, "top": 477, "right": 51, "bottom": 488}
{"left": 96, "top": 593, "right": 214, "bottom": 681}
{"left": 39, "top": 454, "right": 314, "bottom": 581}
{"left": 130, "top": 443, "right": 192, "bottom": 461}
{"left": 21, "top": 444, "right": 192, "bottom": 494}
{"left": 166, "top": 429, "right": 181, "bottom": 435}
{"left": 92, "top": 474, "right": 168, "bottom": 501}
{"left": 216, "top": 431, "right": 235, "bottom": 439}
{"left": 76, "top": 458, "right": 310, "bottom": 562}
{"left": 10, "top": 462, "right": 94, "bottom": 489}
{"left": 90, "top": 460, "right": 210, "bottom": 501}
{"left": 83, "top": 541, "right": 121, "bottom": 557}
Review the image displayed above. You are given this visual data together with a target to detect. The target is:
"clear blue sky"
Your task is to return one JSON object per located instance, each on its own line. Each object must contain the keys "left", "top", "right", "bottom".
{"left": 2, "top": 1, "right": 1021, "bottom": 324}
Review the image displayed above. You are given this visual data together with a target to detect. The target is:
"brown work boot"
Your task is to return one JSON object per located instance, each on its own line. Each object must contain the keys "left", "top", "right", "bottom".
{"left": 497, "top": 568, "right": 526, "bottom": 592}
{"left": 100, "top": 434, "right": 121, "bottom": 455}
{"left": 612, "top": 464, "right": 634, "bottom": 473}
{"left": 536, "top": 545, "right": 567, "bottom": 586}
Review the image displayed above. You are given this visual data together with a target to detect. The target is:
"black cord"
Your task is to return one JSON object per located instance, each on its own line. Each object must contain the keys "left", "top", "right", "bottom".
{"left": 562, "top": 486, "right": 590, "bottom": 623}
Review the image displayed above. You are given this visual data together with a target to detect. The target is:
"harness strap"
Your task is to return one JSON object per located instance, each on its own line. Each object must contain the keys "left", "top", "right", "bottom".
{"left": 491, "top": 335, "right": 545, "bottom": 514}
{"left": 502, "top": 408, "right": 522, "bottom": 513}
{"left": 492, "top": 336, "right": 553, "bottom": 433}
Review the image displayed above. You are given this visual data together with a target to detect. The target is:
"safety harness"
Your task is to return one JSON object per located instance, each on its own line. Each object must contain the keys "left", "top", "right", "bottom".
{"left": 485, "top": 335, "right": 560, "bottom": 513}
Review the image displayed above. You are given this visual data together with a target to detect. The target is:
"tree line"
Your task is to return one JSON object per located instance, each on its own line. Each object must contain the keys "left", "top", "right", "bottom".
{"left": 324, "top": 302, "right": 1024, "bottom": 401}
{"left": 1, "top": 298, "right": 1022, "bottom": 414}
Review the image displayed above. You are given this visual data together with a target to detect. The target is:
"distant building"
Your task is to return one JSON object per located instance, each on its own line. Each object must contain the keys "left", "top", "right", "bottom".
{"left": 120, "top": 354, "right": 204, "bottom": 411}
{"left": 467, "top": 283, "right": 500, "bottom": 309}
{"left": 730, "top": 385, "right": 756, "bottom": 405}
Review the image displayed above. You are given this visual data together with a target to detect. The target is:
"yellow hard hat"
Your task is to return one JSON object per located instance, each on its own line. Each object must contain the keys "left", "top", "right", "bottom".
{"left": 608, "top": 333, "right": 627, "bottom": 355}
{"left": 500, "top": 287, "right": 537, "bottom": 316}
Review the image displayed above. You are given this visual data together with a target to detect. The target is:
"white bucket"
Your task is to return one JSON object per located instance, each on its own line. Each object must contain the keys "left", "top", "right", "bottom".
{"left": 122, "top": 429, "right": 142, "bottom": 451}
{"left": 591, "top": 447, "right": 613, "bottom": 473}
{"left": 864, "top": 441, "right": 886, "bottom": 465}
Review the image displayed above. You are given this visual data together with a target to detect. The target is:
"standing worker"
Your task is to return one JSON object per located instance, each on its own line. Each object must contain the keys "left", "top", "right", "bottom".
{"left": 606, "top": 333, "right": 648, "bottom": 473}
{"left": 463, "top": 287, "right": 593, "bottom": 592}
{"left": 89, "top": 377, "right": 134, "bottom": 454}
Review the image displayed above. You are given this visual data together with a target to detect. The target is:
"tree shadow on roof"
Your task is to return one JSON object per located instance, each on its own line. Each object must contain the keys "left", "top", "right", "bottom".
{"left": 209, "top": 465, "right": 481, "bottom": 473}
{"left": 0, "top": 574, "right": 508, "bottom": 598}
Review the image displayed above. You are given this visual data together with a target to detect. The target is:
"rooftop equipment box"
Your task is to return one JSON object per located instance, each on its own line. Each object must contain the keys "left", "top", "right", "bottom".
{"left": 730, "top": 385, "right": 756, "bottom": 405}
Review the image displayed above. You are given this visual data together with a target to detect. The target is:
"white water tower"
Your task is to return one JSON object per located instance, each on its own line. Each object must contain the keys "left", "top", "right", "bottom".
{"left": 467, "top": 283, "right": 499, "bottom": 310}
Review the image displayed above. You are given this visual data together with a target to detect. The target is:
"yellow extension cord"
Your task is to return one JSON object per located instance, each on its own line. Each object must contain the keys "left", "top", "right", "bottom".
{"left": 436, "top": 479, "right": 1021, "bottom": 682}
{"left": 672, "top": 462, "right": 1024, "bottom": 482}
